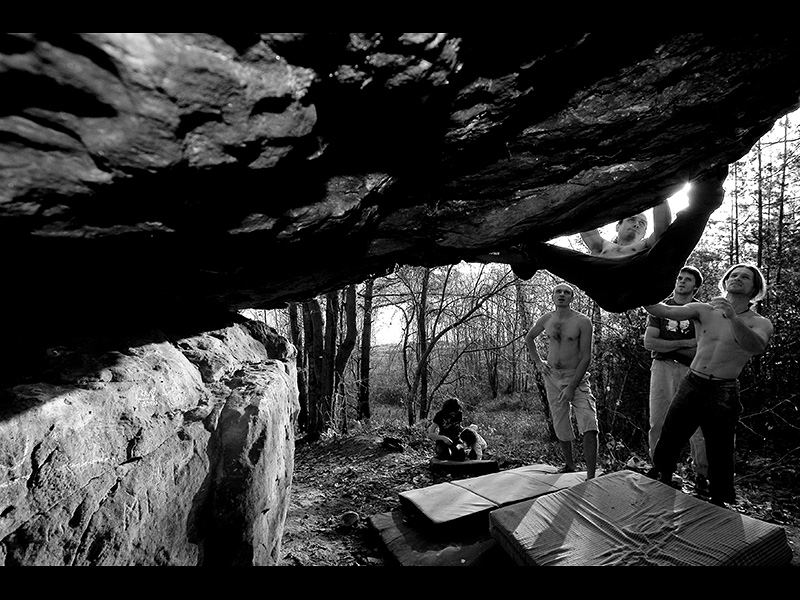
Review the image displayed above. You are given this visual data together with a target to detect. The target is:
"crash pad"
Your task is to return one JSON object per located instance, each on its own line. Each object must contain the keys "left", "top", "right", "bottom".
{"left": 489, "top": 470, "right": 793, "bottom": 566}
{"left": 399, "top": 464, "right": 593, "bottom": 531}
{"left": 368, "top": 510, "right": 513, "bottom": 566}
{"left": 398, "top": 480, "right": 499, "bottom": 532}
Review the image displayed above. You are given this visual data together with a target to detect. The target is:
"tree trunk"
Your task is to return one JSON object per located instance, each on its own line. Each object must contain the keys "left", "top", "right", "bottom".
{"left": 358, "top": 279, "right": 374, "bottom": 421}
{"left": 757, "top": 140, "right": 765, "bottom": 268}
{"left": 335, "top": 285, "right": 358, "bottom": 434}
{"left": 775, "top": 118, "right": 788, "bottom": 288}
{"left": 516, "top": 278, "right": 555, "bottom": 439}
{"left": 322, "top": 291, "right": 338, "bottom": 429}
{"left": 415, "top": 268, "right": 430, "bottom": 424}
{"left": 590, "top": 301, "right": 606, "bottom": 433}
{"left": 406, "top": 267, "right": 429, "bottom": 426}
{"left": 486, "top": 343, "right": 499, "bottom": 399}
{"left": 303, "top": 299, "right": 325, "bottom": 435}
{"left": 730, "top": 162, "right": 740, "bottom": 264}
{"left": 288, "top": 302, "right": 308, "bottom": 432}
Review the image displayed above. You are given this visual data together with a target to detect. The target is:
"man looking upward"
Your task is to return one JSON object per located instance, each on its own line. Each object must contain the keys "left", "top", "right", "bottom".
{"left": 644, "top": 265, "right": 709, "bottom": 495}
{"left": 644, "top": 264, "right": 773, "bottom": 507}
{"left": 525, "top": 283, "right": 599, "bottom": 479}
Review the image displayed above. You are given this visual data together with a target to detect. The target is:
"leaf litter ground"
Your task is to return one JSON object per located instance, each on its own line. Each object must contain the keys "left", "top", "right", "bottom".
{"left": 279, "top": 427, "right": 800, "bottom": 566}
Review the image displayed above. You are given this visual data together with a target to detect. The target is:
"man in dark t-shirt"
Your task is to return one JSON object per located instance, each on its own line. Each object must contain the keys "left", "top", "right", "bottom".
{"left": 643, "top": 266, "right": 709, "bottom": 494}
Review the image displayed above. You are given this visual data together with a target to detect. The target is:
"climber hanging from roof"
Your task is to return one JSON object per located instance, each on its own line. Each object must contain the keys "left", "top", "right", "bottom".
{"left": 481, "top": 166, "right": 727, "bottom": 313}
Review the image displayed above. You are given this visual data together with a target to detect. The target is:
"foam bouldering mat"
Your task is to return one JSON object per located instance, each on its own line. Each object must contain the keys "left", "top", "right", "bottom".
{"left": 511, "top": 465, "right": 600, "bottom": 491}
{"left": 398, "top": 480, "right": 499, "bottom": 534}
{"left": 449, "top": 465, "right": 560, "bottom": 506}
{"left": 368, "top": 510, "right": 515, "bottom": 566}
{"left": 489, "top": 470, "right": 794, "bottom": 566}
{"left": 429, "top": 458, "right": 499, "bottom": 476}
{"left": 398, "top": 464, "right": 594, "bottom": 532}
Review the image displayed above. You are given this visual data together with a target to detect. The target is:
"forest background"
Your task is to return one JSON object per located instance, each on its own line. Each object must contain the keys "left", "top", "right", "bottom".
{"left": 243, "top": 108, "right": 800, "bottom": 473}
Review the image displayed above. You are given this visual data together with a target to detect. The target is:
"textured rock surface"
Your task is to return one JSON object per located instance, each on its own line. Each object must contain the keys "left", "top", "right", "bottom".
{"left": 3, "top": 33, "right": 800, "bottom": 348}
{"left": 0, "top": 317, "right": 298, "bottom": 565}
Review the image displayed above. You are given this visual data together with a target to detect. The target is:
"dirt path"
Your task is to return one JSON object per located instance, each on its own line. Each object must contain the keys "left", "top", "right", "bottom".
{"left": 279, "top": 433, "right": 800, "bottom": 566}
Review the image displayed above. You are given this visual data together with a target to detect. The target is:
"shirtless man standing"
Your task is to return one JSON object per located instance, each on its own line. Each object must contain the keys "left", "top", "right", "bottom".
{"left": 525, "top": 283, "right": 599, "bottom": 479}
{"left": 644, "top": 263, "right": 773, "bottom": 506}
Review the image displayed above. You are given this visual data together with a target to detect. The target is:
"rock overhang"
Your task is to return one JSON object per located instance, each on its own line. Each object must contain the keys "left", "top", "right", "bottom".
{"left": 2, "top": 32, "right": 800, "bottom": 343}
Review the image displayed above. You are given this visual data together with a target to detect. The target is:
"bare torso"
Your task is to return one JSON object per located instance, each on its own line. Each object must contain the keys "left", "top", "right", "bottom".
{"left": 542, "top": 310, "right": 589, "bottom": 369}
{"left": 593, "top": 238, "right": 649, "bottom": 258}
{"left": 692, "top": 308, "right": 770, "bottom": 378}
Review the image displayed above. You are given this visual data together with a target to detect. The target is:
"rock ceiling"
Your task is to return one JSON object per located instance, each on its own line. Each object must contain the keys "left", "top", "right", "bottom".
{"left": 3, "top": 33, "right": 800, "bottom": 343}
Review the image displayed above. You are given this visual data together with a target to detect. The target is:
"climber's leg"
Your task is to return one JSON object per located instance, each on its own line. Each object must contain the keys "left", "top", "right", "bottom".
{"left": 513, "top": 243, "right": 616, "bottom": 289}
{"left": 637, "top": 171, "right": 726, "bottom": 270}
{"left": 528, "top": 243, "right": 657, "bottom": 312}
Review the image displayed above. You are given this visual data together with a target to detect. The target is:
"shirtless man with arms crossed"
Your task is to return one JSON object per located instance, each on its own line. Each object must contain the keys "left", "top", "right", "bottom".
{"left": 526, "top": 283, "right": 599, "bottom": 479}
{"left": 644, "top": 263, "right": 773, "bottom": 506}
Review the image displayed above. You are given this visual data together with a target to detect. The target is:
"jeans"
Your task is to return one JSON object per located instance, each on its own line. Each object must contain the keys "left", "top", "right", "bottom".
{"left": 653, "top": 371, "right": 741, "bottom": 503}
{"left": 649, "top": 359, "right": 708, "bottom": 477}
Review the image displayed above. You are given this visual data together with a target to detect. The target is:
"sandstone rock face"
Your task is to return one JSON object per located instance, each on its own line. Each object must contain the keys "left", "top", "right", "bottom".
{"left": 0, "top": 317, "right": 298, "bottom": 566}
{"left": 3, "top": 33, "right": 800, "bottom": 348}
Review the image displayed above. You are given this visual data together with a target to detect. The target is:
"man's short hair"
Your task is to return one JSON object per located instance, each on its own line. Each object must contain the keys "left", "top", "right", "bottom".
{"left": 553, "top": 282, "right": 575, "bottom": 295}
{"left": 719, "top": 263, "right": 767, "bottom": 302}
{"left": 680, "top": 265, "right": 703, "bottom": 289}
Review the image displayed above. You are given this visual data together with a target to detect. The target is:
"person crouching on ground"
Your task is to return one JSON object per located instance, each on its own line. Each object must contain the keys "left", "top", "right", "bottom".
{"left": 427, "top": 397, "right": 467, "bottom": 461}
{"left": 459, "top": 426, "right": 488, "bottom": 460}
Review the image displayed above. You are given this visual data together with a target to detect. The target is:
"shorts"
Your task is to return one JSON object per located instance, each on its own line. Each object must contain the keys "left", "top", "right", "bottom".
{"left": 543, "top": 368, "right": 599, "bottom": 441}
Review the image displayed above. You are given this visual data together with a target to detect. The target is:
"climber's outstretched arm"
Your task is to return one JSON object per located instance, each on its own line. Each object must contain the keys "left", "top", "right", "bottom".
{"left": 643, "top": 200, "right": 671, "bottom": 250}
{"left": 579, "top": 228, "right": 605, "bottom": 255}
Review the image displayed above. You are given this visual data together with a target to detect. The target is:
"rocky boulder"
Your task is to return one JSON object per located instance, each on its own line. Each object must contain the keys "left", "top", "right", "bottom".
{"left": 0, "top": 317, "right": 298, "bottom": 565}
